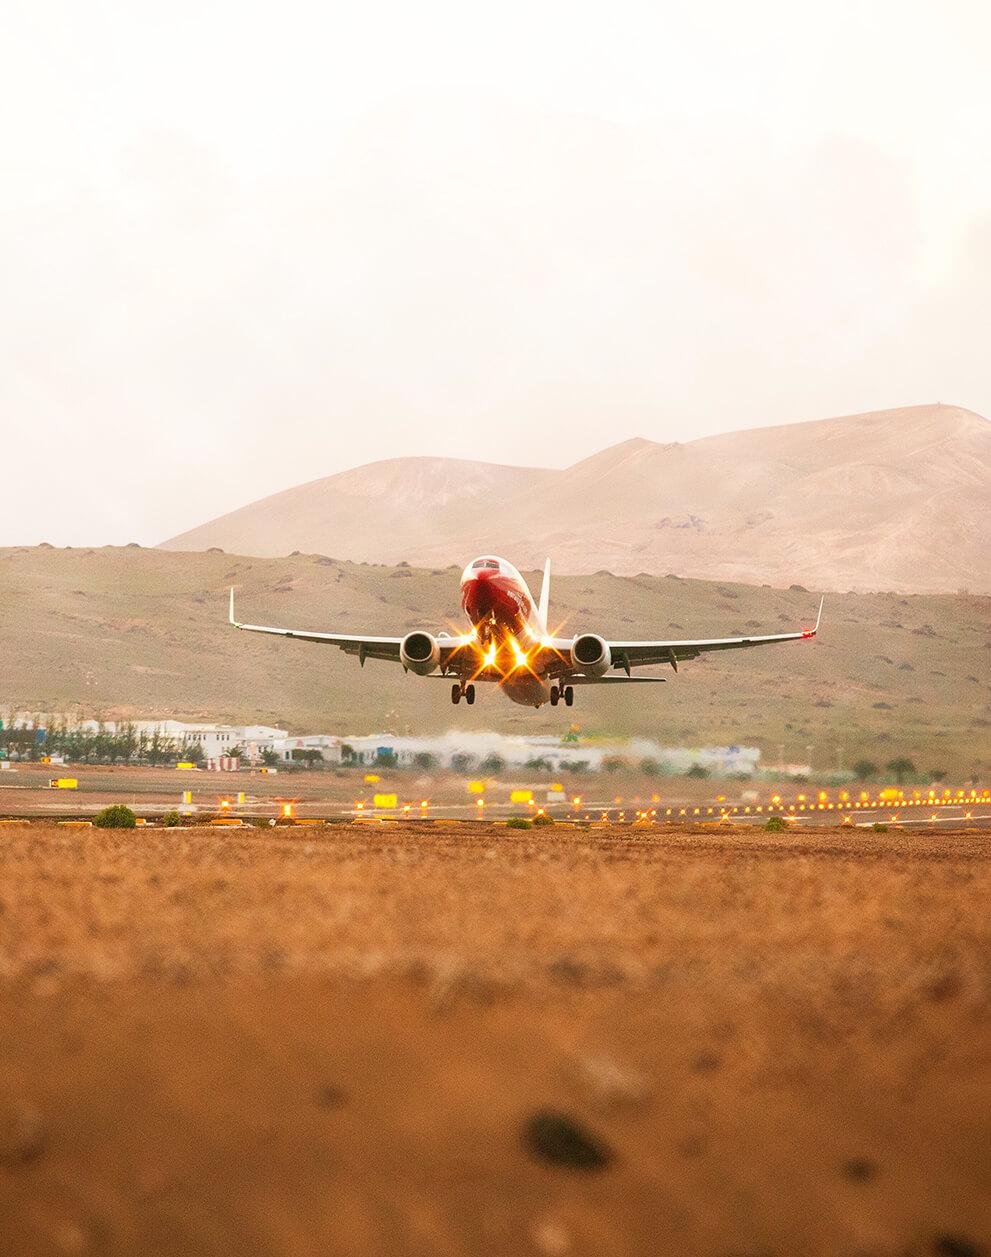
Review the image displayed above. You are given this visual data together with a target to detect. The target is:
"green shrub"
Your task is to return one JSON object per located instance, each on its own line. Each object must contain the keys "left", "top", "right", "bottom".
{"left": 506, "top": 817, "right": 531, "bottom": 830}
{"left": 162, "top": 810, "right": 182, "bottom": 827}
{"left": 93, "top": 804, "right": 137, "bottom": 829}
{"left": 764, "top": 815, "right": 787, "bottom": 832}
{"left": 872, "top": 822, "right": 888, "bottom": 833}
{"left": 532, "top": 813, "right": 554, "bottom": 827}
{"left": 885, "top": 757, "right": 916, "bottom": 784}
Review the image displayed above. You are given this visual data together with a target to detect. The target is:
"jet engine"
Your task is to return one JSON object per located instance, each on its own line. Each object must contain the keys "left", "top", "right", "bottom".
{"left": 400, "top": 631, "right": 441, "bottom": 676}
{"left": 570, "top": 633, "right": 611, "bottom": 677}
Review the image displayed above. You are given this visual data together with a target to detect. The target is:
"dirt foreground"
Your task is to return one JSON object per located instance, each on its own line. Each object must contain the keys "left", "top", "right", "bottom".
{"left": 0, "top": 821, "right": 988, "bottom": 1257}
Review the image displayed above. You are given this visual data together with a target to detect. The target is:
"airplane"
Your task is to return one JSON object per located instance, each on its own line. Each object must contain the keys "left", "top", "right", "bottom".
{"left": 228, "top": 556, "right": 822, "bottom": 709}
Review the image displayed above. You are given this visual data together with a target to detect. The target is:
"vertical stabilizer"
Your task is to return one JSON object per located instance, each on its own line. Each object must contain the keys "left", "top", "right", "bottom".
{"left": 538, "top": 558, "right": 551, "bottom": 630}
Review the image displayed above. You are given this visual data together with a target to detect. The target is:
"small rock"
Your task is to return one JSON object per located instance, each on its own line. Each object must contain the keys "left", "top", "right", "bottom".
{"left": 315, "top": 1084, "right": 349, "bottom": 1109}
{"left": 927, "top": 969, "right": 963, "bottom": 1003}
{"left": 932, "top": 1235, "right": 984, "bottom": 1257}
{"left": 523, "top": 1109, "right": 614, "bottom": 1172}
{"left": 841, "top": 1156, "right": 877, "bottom": 1182}
{"left": 547, "top": 958, "right": 590, "bottom": 986}
{"left": 0, "top": 1098, "right": 46, "bottom": 1166}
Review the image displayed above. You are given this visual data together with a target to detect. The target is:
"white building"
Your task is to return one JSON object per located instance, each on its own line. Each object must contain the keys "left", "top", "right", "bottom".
{"left": 2, "top": 710, "right": 759, "bottom": 776}
{"left": 3, "top": 715, "right": 289, "bottom": 765}
{"left": 115, "top": 720, "right": 288, "bottom": 763}
{"left": 265, "top": 733, "right": 343, "bottom": 765}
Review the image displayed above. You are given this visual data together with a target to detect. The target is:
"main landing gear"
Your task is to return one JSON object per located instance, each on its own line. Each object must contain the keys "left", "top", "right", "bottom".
{"left": 451, "top": 683, "right": 476, "bottom": 705}
{"left": 549, "top": 685, "right": 574, "bottom": 707}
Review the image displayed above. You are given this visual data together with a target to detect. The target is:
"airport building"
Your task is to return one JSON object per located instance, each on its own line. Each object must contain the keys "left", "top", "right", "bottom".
{"left": 89, "top": 722, "right": 343, "bottom": 766}
{"left": 2, "top": 711, "right": 758, "bottom": 775}
{"left": 0, "top": 714, "right": 289, "bottom": 766}
{"left": 118, "top": 720, "right": 290, "bottom": 762}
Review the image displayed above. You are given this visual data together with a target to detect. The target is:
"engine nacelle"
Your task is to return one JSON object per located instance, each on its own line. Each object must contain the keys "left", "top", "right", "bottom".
{"left": 400, "top": 630, "right": 441, "bottom": 676}
{"left": 570, "top": 633, "right": 611, "bottom": 678}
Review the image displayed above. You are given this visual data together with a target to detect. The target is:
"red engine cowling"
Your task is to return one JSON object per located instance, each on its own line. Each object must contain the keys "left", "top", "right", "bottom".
{"left": 570, "top": 633, "right": 611, "bottom": 678}
{"left": 400, "top": 631, "right": 441, "bottom": 676}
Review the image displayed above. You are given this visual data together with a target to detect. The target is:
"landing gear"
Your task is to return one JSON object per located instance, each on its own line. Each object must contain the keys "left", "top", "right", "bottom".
{"left": 465, "top": 684, "right": 476, "bottom": 705}
{"left": 550, "top": 684, "right": 574, "bottom": 707}
{"left": 451, "top": 683, "right": 461, "bottom": 705}
{"left": 564, "top": 685, "right": 574, "bottom": 707}
{"left": 451, "top": 682, "right": 476, "bottom": 705}
{"left": 550, "top": 686, "right": 560, "bottom": 706}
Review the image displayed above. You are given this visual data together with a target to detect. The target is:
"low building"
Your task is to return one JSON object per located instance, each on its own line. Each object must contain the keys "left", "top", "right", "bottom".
{"left": 121, "top": 720, "right": 288, "bottom": 763}
{"left": 2, "top": 714, "right": 288, "bottom": 765}
{"left": 266, "top": 734, "right": 343, "bottom": 765}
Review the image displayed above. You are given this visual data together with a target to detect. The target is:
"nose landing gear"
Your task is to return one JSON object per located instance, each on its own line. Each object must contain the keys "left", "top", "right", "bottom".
{"left": 451, "top": 683, "right": 476, "bottom": 705}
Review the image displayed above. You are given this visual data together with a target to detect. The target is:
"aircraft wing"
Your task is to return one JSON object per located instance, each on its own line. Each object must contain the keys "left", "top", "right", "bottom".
{"left": 228, "top": 589, "right": 471, "bottom": 666}
{"left": 546, "top": 597, "right": 823, "bottom": 675}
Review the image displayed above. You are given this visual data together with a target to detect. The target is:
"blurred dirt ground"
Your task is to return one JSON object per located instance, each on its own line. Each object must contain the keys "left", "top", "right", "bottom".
{"left": 0, "top": 822, "right": 988, "bottom": 1257}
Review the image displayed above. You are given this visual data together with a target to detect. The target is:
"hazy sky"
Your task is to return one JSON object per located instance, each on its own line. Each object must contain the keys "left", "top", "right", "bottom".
{"left": 3, "top": 0, "right": 991, "bottom": 545}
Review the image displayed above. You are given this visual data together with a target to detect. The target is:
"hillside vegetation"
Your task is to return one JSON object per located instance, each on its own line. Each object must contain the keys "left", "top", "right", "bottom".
{"left": 1, "top": 546, "right": 988, "bottom": 776}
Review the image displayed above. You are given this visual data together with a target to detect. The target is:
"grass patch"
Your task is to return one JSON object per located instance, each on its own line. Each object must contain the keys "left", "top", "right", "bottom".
{"left": 506, "top": 817, "right": 532, "bottom": 830}
{"left": 93, "top": 804, "right": 137, "bottom": 829}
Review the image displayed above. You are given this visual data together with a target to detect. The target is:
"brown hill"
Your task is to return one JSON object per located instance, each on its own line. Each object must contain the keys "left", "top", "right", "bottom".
{"left": 1, "top": 546, "right": 988, "bottom": 777}
{"left": 165, "top": 456, "right": 549, "bottom": 569}
{"left": 162, "top": 405, "right": 991, "bottom": 594}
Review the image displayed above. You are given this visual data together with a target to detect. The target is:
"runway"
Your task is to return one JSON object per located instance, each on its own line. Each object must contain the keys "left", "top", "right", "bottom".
{"left": 1, "top": 762, "right": 989, "bottom": 830}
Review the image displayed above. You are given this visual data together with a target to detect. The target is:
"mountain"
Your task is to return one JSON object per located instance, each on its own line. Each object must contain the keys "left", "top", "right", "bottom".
{"left": 2, "top": 547, "right": 988, "bottom": 777}
{"left": 164, "top": 457, "right": 550, "bottom": 567}
{"left": 162, "top": 405, "right": 991, "bottom": 593}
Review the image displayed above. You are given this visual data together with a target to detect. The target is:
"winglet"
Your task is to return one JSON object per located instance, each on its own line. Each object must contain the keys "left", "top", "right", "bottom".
{"left": 538, "top": 558, "right": 551, "bottom": 629}
{"left": 229, "top": 587, "right": 239, "bottom": 628}
{"left": 802, "top": 596, "right": 824, "bottom": 639}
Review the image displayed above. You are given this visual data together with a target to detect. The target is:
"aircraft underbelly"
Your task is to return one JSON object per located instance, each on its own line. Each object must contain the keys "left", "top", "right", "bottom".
{"left": 500, "top": 671, "right": 551, "bottom": 707}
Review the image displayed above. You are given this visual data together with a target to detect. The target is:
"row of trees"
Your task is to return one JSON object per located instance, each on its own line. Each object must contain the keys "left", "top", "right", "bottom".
{"left": 347, "top": 746, "right": 714, "bottom": 777}
{"left": 0, "top": 720, "right": 299, "bottom": 769}
{"left": 0, "top": 720, "right": 946, "bottom": 782}
{"left": 0, "top": 722, "right": 209, "bottom": 765}
{"left": 347, "top": 748, "right": 942, "bottom": 783}
{"left": 851, "top": 758, "right": 945, "bottom": 784}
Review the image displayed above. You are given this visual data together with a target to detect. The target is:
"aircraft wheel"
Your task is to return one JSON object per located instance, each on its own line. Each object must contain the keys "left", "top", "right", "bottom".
{"left": 564, "top": 686, "right": 574, "bottom": 707}
{"left": 465, "top": 684, "right": 476, "bottom": 705}
{"left": 549, "top": 686, "right": 559, "bottom": 706}
{"left": 451, "top": 683, "right": 461, "bottom": 705}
